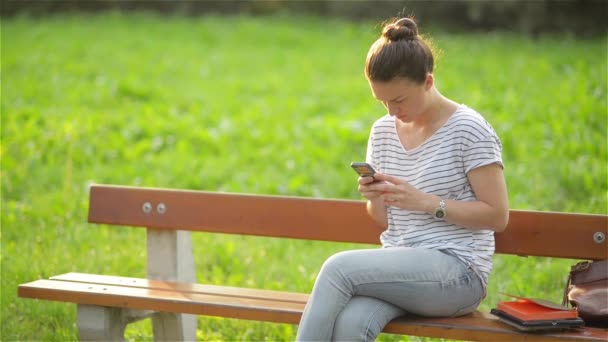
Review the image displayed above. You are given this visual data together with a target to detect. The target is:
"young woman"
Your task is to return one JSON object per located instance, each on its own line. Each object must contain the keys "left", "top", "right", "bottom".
{"left": 296, "top": 17, "right": 509, "bottom": 341}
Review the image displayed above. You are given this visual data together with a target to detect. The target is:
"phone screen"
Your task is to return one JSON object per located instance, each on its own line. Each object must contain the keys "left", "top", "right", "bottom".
{"left": 350, "top": 162, "right": 376, "bottom": 178}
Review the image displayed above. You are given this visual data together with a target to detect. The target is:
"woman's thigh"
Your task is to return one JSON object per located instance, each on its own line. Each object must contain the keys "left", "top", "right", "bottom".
{"left": 325, "top": 247, "right": 484, "bottom": 317}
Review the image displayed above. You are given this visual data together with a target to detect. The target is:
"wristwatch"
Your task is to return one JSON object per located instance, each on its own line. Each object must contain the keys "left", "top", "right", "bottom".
{"left": 434, "top": 199, "right": 447, "bottom": 219}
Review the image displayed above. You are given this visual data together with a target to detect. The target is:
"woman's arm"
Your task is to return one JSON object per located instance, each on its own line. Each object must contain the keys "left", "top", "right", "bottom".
{"left": 358, "top": 177, "right": 389, "bottom": 229}
{"left": 373, "top": 163, "right": 509, "bottom": 232}
{"left": 367, "top": 198, "right": 388, "bottom": 229}
{"left": 429, "top": 163, "right": 509, "bottom": 231}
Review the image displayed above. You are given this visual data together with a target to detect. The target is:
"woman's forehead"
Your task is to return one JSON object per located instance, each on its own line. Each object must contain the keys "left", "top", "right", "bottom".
{"left": 369, "top": 78, "right": 420, "bottom": 100}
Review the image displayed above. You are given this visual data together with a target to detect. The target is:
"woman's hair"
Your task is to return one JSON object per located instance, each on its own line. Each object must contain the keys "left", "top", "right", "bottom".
{"left": 365, "top": 17, "right": 436, "bottom": 84}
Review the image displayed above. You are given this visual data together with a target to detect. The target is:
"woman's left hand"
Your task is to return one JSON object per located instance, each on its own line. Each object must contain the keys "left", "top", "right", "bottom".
{"left": 370, "top": 172, "right": 432, "bottom": 212}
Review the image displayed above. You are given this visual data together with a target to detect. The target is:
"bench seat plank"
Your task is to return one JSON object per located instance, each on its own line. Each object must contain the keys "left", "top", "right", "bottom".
{"left": 18, "top": 279, "right": 304, "bottom": 324}
{"left": 387, "top": 312, "right": 607, "bottom": 342}
{"left": 18, "top": 274, "right": 608, "bottom": 341}
{"left": 50, "top": 272, "right": 309, "bottom": 304}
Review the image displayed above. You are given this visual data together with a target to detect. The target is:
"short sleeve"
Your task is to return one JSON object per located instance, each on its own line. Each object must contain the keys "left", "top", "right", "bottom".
{"left": 463, "top": 133, "right": 504, "bottom": 174}
{"left": 365, "top": 129, "right": 374, "bottom": 164}
{"left": 365, "top": 126, "right": 381, "bottom": 171}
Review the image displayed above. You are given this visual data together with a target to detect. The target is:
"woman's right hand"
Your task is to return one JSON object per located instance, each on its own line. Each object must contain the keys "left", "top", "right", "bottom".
{"left": 359, "top": 176, "right": 389, "bottom": 228}
{"left": 358, "top": 176, "right": 384, "bottom": 200}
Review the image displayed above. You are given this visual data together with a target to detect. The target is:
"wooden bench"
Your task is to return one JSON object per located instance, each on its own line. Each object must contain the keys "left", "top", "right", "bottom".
{"left": 18, "top": 184, "right": 608, "bottom": 341}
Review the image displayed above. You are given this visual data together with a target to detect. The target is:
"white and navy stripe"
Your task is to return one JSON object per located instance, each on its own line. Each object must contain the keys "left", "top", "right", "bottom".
{"left": 366, "top": 104, "right": 503, "bottom": 291}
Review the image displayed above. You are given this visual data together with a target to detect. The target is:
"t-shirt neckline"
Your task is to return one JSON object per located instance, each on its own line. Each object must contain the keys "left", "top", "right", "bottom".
{"left": 394, "top": 104, "right": 466, "bottom": 153}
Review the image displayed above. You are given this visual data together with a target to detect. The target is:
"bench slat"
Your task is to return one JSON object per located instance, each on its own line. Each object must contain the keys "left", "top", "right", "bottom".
{"left": 89, "top": 184, "right": 608, "bottom": 259}
{"left": 51, "top": 272, "right": 309, "bottom": 303}
{"left": 387, "top": 312, "right": 607, "bottom": 342}
{"left": 89, "top": 185, "right": 381, "bottom": 244}
{"left": 19, "top": 274, "right": 608, "bottom": 341}
{"left": 19, "top": 279, "right": 304, "bottom": 324}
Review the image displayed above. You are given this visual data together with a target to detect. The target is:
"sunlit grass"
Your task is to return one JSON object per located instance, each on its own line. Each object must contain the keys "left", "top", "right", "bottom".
{"left": 2, "top": 12, "right": 606, "bottom": 341}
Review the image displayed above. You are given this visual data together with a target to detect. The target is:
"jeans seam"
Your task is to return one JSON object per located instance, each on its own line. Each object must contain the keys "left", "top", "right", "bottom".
{"left": 363, "top": 301, "right": 386, "bottom": 342}
{"left": 344, "top": 263, "right": 472, "bottom": 287}
{"left": 352, "top": 274, "right": 469, "bottom": 287}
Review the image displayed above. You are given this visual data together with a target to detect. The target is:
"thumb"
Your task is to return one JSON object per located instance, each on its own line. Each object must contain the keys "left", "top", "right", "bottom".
{"left": 374, "top": 172, "right": 404, "bottom": 184}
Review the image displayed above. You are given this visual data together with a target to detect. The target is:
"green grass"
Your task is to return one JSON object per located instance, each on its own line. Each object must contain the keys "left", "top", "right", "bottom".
{"left": 1, "top": 12, "right": 606, "bottom": 341}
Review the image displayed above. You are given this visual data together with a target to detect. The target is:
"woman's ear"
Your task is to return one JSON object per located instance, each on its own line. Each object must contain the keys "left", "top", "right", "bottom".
{"left": 425, "top": 73, "right": 434, "bottom": 91}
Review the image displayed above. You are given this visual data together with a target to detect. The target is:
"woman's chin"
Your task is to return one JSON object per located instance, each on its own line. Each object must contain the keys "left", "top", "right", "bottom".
{"left": 395, "top": 115, "right": 412, "bottom": 123}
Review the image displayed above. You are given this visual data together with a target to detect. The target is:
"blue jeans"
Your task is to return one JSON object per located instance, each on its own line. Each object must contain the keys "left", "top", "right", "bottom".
{"left": 296, "top": 247, "right": 484, "bottom": 341}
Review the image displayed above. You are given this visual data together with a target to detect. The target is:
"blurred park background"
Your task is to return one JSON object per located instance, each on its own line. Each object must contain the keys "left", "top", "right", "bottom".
{"left": 1, "top": 0, "right": 607, "bottom": 340}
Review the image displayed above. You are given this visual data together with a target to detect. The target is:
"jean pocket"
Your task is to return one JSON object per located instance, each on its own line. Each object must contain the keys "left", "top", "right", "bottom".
{"left": 449, "top": 269, "right": 483, "bottom": 317}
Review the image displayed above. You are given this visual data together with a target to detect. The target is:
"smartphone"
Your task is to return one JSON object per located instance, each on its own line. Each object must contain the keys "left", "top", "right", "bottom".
{"left": 350, "top": 162, "right": 376, "bottom": 178}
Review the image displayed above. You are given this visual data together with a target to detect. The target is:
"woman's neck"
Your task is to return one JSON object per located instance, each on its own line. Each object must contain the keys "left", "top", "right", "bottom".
{"left": 411, "top": 89, "right": 454, "bottom": 129}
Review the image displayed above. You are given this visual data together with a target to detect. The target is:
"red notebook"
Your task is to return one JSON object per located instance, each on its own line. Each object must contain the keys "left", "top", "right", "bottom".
{"left": 496, "top": 294, "right": 578, "bottom": 321}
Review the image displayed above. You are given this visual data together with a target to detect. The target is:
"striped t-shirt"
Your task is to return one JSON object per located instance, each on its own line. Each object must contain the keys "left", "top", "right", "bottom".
{"left": 366, "top": 104, "right": 503, "bottom": 290}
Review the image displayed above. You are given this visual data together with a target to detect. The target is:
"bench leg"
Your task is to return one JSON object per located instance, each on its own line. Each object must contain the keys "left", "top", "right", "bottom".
{"left": 152, "top": 312, "right": 197, "bottom": 341}
{"left": 147, "top": 229, "right": 197, "bottom": 341}
{"left": 77, "top": 305, "right": 126, "bottom": 341}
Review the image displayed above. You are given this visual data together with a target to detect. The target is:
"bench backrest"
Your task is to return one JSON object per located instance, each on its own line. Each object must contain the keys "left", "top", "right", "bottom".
{"left": 88, "top": 184, "right": 607, "bottom": 260}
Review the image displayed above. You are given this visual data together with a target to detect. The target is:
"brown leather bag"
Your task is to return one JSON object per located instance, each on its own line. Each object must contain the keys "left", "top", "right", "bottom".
{"left": 563, "top": 259, "right": 608, "bottom": 326}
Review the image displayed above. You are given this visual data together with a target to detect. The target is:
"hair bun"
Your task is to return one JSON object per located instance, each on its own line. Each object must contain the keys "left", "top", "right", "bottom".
{"left": 382, "top": 17, "right": 418, "bottom": 42}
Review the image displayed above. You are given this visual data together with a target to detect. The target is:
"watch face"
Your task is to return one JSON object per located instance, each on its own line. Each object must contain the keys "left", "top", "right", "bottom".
{"left": 435, "top": 209, "right": 445, "bottom": 219}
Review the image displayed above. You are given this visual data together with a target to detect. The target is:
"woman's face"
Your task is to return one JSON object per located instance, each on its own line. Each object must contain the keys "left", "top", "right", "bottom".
{"left": 368, "top": 75, "right": 433, "bottom": 123}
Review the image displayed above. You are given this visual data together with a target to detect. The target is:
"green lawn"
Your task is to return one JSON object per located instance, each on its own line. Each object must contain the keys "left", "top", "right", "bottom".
{"left": 1, "top": 12, "right": 606, "bottom": 341}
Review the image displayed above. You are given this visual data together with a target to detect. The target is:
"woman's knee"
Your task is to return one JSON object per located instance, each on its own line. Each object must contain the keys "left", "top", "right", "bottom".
{"left": 318, "top": 250, "right": 355, "bottom": 278}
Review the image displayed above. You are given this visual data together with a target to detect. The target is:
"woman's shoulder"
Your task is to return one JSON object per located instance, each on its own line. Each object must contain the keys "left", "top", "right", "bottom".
{"left": 449, "top": 105, "right": 498, "bottom": 136}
